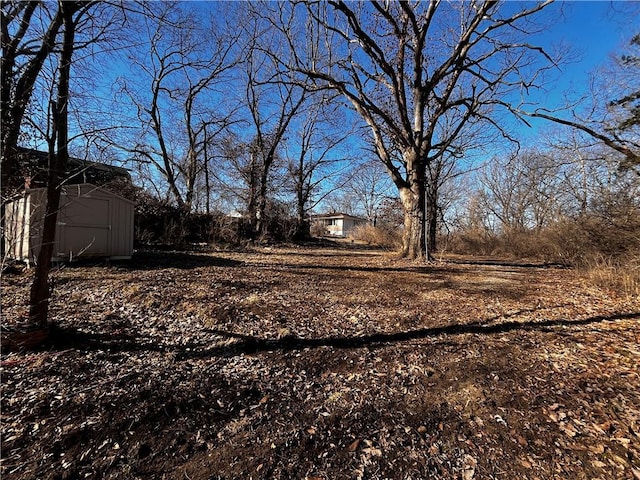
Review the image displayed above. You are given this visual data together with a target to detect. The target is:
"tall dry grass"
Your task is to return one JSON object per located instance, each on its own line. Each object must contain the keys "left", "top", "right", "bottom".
{"left": 349, "top": 224, "right": 403, "bottom": 250}
{"left": 584, "top": 255, "right": 640, "bottom": 297}
{"left": 448, "top": 214, "right": 640, "bottom": 296}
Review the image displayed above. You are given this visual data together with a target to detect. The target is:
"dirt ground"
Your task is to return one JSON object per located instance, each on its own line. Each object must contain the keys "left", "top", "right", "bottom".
{"left": 1, "top": 245, "right": 639, "bottom": 480}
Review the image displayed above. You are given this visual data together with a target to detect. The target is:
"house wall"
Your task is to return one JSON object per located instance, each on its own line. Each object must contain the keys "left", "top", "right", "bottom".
{"left": 107, "top": 187, "right": 134, "bottom": 259}
{"left": 325, "top": 218, "right": 344, "bottom": 236}
{"left": 315, "top": 215, "right": 366, "bottom": 237}
{"left": 342, "top": 218, "right": 358, "bottom": 236}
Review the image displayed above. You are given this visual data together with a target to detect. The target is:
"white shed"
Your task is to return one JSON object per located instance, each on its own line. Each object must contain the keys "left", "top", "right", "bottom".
{"left": 4, "top": 183, "right": 134, "bottom": 264}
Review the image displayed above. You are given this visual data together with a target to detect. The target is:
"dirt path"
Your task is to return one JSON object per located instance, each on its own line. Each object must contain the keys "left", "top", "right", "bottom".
{"left": 2, "top": 246, "right": 639, "bottom": 479}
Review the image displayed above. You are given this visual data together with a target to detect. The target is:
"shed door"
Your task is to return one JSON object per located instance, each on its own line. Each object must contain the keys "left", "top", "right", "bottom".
{"left": 58, "top": 196, "right": 110, "bottom": 257}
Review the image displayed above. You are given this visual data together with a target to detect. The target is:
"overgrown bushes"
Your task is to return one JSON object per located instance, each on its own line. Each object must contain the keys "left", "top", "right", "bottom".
{"left": 134, "top": 201, "right": 297, "bottom": 247}
{"left": 102, "top": 179, "right": 300, "bottom": 247}
{"left": 446, "top": 212, "right": 640, "bottom": 295}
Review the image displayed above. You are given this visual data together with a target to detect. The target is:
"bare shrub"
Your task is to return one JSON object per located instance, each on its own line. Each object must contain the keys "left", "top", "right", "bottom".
{"left": 446, "top": 228, "right": 499, "bottom": 257}
{"left": 310, "top": 221, "right": 328, "bottom": 238}
{"left": 543, "top": 213, "right": 640, "bottom": 265}
{"left": 210, "top": 214, "right": 243, "bottom": 245}
{"left": 491, "top": 228, "right": 562, "bottom": 262}
{"left": 349, "top": 224, "right": 402, "bottom": 250}
{"left": 448, "top": 211, "right": 640, "bottom": 295}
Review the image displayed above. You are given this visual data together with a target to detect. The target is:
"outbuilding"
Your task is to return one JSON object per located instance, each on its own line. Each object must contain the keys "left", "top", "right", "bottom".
{"left": 4, "top": 183, "right": 134, "bottom": 264}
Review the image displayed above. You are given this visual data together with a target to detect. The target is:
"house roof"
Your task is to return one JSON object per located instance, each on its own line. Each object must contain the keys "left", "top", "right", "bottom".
{"left": 310, "top": 212, "right": 366, "bottom": 221}
{"left": 23, "top": 183, "right": 136, "bottom": 205}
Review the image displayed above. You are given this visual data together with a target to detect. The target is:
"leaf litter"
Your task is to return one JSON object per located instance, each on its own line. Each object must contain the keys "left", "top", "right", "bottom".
{"left": 1, "top": 246, "right": 639, "bottom": 479}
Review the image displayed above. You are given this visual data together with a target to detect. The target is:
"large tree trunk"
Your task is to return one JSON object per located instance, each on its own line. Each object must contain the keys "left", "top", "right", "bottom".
{"left": 399, "top": 186, "right": 426, "bottom": 260}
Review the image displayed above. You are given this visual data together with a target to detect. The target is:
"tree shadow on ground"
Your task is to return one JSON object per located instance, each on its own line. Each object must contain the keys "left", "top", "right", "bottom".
{"left": 444, "top": 258, "right": 569, "bottom": 269}
{"left": 32, "top": 251, "right": 244, "bottom": 272}
{"left": 191, "top": 311, "right": 639, "bottom": 358}
{"left": 43, "top": 311, "right": 639, "bottom": 358}
{"left": 271, "top": 251, "right": 383, "bottom": 259}
{"left": 45, "top": 325, "right": 165, "bottom": 353}
{"left": 263, "top": 261, "right": 462, "bottom": 277}
{"left": 122, "top": 251, "right": 244, "bottom": 271}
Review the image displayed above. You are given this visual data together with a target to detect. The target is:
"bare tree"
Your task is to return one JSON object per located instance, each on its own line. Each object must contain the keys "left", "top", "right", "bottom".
{"left": 217, "top": 133, "right": 276, "bottom": 234}
{"left": 479, "top": 149, "right": 564, "bottom": 233}
{"left": 240, "top": 6, "right": 308, "bottom": 239}
{"left": 344, "top": 160, "right": 395, "bottom": 225}
{"left": 516, "top": 32, "right": 640, "bottom": 170}
{"left": 425, "top": 153, "right": 459, "bottom": 252}
{"left": 1, "top": 2, "right": 67, "bottom": 261}
{"left": 610, "top": 34, "right": 640, "bottom": 138}
{"left": 26, "top": 1, "right": 98, "bottom": 329}
{"left": 1, "top": 2, "right": 65, "bottom": 197}
{"left": 275, "top": 0, "right": 558, "bottom": 259}
{"left": 284, "top": 93, "right": 352, "bottom": 239}
{"left": 117, "top": 2, "right": 239, "bottom": 214}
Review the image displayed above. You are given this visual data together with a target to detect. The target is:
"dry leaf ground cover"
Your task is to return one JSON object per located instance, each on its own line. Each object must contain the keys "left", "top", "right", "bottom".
{"left": 1, "top": 245, "right": 639, "bottom": 480}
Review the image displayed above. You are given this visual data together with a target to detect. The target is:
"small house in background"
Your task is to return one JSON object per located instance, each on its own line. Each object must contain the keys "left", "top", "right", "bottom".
{"left": 311, "top": 212, "right": 367, "bottom": 238}
{"left": 4, "top": 183, "right": 135, "bottom": 264}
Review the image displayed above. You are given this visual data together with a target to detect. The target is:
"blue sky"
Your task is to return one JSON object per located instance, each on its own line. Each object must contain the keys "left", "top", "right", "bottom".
{"left": 554, "top": 1, "right": 633, "bottom": 63}
{"left": 553, "top": 2, "right": 635, "bottom": 88}
{"left": 516, "top": 1, "right": 639, "bottom": 137}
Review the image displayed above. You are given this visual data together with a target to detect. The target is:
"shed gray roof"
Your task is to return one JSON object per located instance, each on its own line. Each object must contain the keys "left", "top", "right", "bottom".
{"left": 15, "top": 147, "right": 131, "bottom": 188}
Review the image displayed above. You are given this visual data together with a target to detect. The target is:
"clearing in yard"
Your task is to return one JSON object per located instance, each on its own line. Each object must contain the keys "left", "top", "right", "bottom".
{"left": 1, "top": 245, "right": 639, "bottom": 479}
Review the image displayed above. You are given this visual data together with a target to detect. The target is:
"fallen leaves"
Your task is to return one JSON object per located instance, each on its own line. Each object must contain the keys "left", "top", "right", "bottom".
{"left": 1, "top": 247, "right": 640, "bottom": 479}
{"left": 462, "top": 454, "right": 477, "bottom": 480}
{"left": 347, "top": 439, "right": 361, "bottom": 452}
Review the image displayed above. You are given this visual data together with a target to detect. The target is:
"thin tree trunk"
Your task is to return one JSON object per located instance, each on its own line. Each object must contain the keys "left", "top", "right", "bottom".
{"left": 28, "top": 2, "right": 76, "bottom": 329}
{"left": 256, "top": 161, "right": 271, "bottom": 239}
{"left": 256, "top": 180, "right": 268, "bottom": 239}
{"left": 28, "top": 126, "right": 60, "bottom": 328}
{"left": 294, "top": 191, "right": 310, "bottom": 240}
{"left": 204, "top": 129, "right": 211, "bottom": 215}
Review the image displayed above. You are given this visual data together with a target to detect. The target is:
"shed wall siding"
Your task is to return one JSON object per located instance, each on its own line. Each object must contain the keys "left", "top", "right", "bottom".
{"left": 4, "top": 196, "right": 29, "bottom": 260}
{"left": 109, "top": 191, "right": 134, "bottom": 257}
{"left": 4, "top": 184, "right": 134, "bottom": 263}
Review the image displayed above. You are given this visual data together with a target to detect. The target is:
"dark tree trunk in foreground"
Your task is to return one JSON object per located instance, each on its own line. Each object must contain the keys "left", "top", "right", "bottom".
{"left": 29, "top": 2, "right": 77, "bottom": 328}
